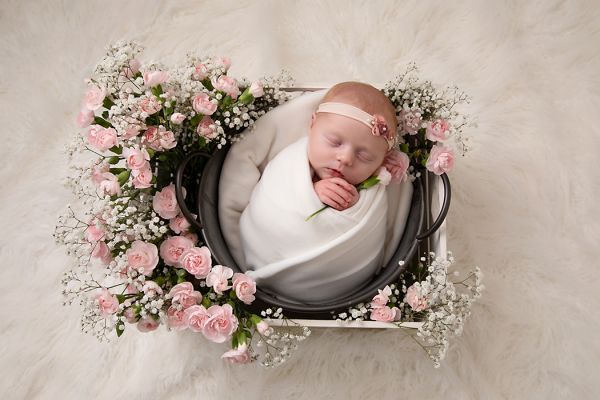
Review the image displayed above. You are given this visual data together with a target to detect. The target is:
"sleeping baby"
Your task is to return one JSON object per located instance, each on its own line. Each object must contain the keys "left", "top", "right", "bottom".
{"left": 238, "top": 82, "right": 406, "bottom": 304}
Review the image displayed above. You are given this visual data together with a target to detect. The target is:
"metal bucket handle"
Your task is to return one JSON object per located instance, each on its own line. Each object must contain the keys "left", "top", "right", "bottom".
{"left": 416, "top": 172, "right": 451, "bottom": 241}
{"left": 174, "top": 150, "right": 212, "bottom": 232}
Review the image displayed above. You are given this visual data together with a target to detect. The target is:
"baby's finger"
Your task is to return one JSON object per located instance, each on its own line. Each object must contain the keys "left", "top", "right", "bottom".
{"left": 322, "top": 187, "right": 348, "bottom": 210}
{"left": 329, "top": 183, "right": 354, "bottom": 203}
{"left": 330, "top": 177, "right": 356, "bottom": 193}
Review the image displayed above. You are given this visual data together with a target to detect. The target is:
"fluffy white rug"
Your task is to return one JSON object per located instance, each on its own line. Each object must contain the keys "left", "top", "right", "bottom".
{"left": 1, "top": 0, "right": 599, "bottom": 398}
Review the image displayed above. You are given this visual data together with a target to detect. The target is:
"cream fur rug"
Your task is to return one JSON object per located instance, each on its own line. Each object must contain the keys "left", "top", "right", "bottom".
{"left": 1, "top": 0, "right": 599, "bottom": 399}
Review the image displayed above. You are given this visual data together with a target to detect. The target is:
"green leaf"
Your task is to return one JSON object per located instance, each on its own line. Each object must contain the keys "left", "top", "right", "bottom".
{"left": 117, "top": 170, "right": 130, "bottom": 185}
{"left": 221, "top": 95, "right": 232, "bottom": 109}
{"left": 201, "top": 78, "right": 213, "bottom": 91}
{"left": 146, "top": 148, "right": 155, "bottom": 159}
{"left": 102, "top": 97, "right": 115, "bottom": 109}
{"left": 109, "top": 145, "right": 122, "bottom": 155}
{"left": 116, "top": 294, "right": 127, "bottom": 304}
{"left": 109, "top": 167, "right": 126, "bottom": 174}
{"left": 249, "top": 314, "right": 262, "bottom": 326}
{"left": 151, "top": 84, "right": 163, "bottom": 98}
{"left": 176, "top": 276, "right": 186, "bottom": 284}
{"left": 116, "top": 323, "right": 125, "bottom": 337}
{"left": 93, "top": 116, "right": 112, "bottom": 128}
{"left": 201, "top": 297, "right": 212, "bottom": 308}
{"left": 238, "top": 88, "right": 254, "bottom": 105}
{"left": 107, "top": 156, "right": 120, "bottom": 165}
{"left": 357, "top": 175, "right": 380, "bottom": 190}
{"left": 176, "top": 269, "right": 187, "bottom": 277}
{"left": 190, "top": 114, "right": 202, "bottom": 127}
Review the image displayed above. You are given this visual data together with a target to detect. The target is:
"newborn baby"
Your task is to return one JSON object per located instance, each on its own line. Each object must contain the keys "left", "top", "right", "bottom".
{"left": 239, "top": 82, "right": 400, "bottom": 304}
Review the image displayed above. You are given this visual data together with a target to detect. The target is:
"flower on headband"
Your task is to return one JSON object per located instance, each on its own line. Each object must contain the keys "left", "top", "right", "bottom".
{"left": 371, "top": 115, "right": 389, "bottom": 138}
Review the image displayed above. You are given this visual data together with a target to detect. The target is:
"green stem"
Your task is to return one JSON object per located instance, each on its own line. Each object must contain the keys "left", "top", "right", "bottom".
{"left": 305, "top": 205, "right": 328, "bottom": 221}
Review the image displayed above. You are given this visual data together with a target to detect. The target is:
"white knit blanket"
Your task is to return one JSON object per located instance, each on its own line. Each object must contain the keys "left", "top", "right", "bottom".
{"left": 239, "top": 136, "right": 388, "bottom": 303}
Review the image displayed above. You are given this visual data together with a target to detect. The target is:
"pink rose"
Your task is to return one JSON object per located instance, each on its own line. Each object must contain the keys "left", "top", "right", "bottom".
{"left": 123, "top": 147, "right": 150, "bottom": 171}
{"left": 137, "top": 317, "right": 159, "bottom": 332}
{"left": 399, "top": 109, "right": 422, "bottom": 135}
{"left": 91, "top": 241, "right": 112, "bottom": 265}
{"left": 249, "top": 81, "right": 264, "bottom": 97}
{"left": 370, "top": 286, "right": 392, "bottom": 309}
{"left": 123, "top": 307, "right": 137, "bottom": 324}
{"left": 159, "top": 235, "right": 194, "bottom": 267}
{"left": 87, "top": 126, "right": 118, "bottom": 151}
{"left": 98, "top": 172, "right": 122, "bottom": 196}
{"left": 138, "top": 96, "right": 162, "bottom": 115}
{"left": 182, "top": 231, "right": 199, "bottom": 244}
{"left": 205, "top": 265, "right": 233, "bottom": 295}
{"left": 256, "top": 321, "right": 271, "bottom": 336}
{"left": 169, "top": 282, "right": 202, "bottom": 309}
{"left": 232, "top": 273, "right": 256, "bottom": 305}
{"left": 169, "top": 214, "right": 192, "bottom": 234}
{"left": 180, "top": 246, "right": 212, "bottom": 278}
{"left": 196, "top": 116, "right": 218, "bottom": 140}
{"left": 170, "top": 112, "right": 186, "bottom": 125}
{"left": 95, "top": 288, "right": 119, "bottom": 316}
{"left": 426, "top": 144, "right": 455, "bottom": 175}
{"left": 221, "top": 343, "right": 251, "bottom": 364}
{"left": 192, "top": 93, "right": 217, "bottom": 116}
{"left": 426, "top": 119, "right": 451, "bottom": 142}
{"left": 192, "top": 63, "right": 209, "bottom": 80}
{"left": 202, "top": 304, "right": 238, "bottom": 343}
{"left": 143, "top": 70, "right": 169, "bottom": 87}
{"left": 152, "top": 183, "right": 181, "bottom": 219}
{"left": 131, "top": 166, "right": 153, "bottom": 189}
{"left": 157, "top": 127, "right": 177, "bottom": 150}
{"left": 142, "top": 281, "right": 163, "bottom": 297}
{"left": 77, "top": 108, "right": 95, "bottom": 128}
{"left": 84, "top": 87, "right": 106, "bottom": 111}
{"left": 85, "top": 221, "right": 105, "bottom": 243}
{"left": 370, "top": 306, "right": 401, "bottom": 322}
{"left": 126, "top": 240, "right": 159, "bottom": 276}
{"left": 217, "top": 56, "right": 231, "bottom": 71}
{"left": 184, "top": 304, "right": 211, "bottom": 332}
{"left": 167, "top": 306, "right": 188, "bottom": 330}
{"left": 382, "top": 150, "right": 410, "bottom": 184}
{"left": 123, "top": 124, "right": 143, "bottom": 139}
{"left": 376, "top": 167, "right": 392, "bottom": 186}
{"left": 123, "top": 58, "right": 141, "bottom": 78}
{"left": 211, "top": 75, "right": 240, "bottom": 99}
{"left": 404, "top": 283, "right": 429, "bottom": 311}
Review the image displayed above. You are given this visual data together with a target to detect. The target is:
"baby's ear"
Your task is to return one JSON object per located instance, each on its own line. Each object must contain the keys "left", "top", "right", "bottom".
{"left": 310, "top": 112, "right": 316, "bottom": 128}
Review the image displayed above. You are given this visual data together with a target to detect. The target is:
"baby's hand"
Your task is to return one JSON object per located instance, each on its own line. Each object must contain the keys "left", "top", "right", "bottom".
{"left": 313, "top": 177, "right": 359, "bottom": 211}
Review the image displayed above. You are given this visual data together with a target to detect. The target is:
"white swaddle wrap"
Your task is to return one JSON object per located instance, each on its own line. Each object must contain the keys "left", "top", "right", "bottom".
{"left": 239, "top": 136, "right": 388, "bottom": 303}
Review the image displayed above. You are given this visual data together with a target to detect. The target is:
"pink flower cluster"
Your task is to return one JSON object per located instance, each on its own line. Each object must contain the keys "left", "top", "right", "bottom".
{"left": 426, "top": 144, "right": 455, "bottom": 175}
{"left": 87, "top": 125, "right": 118, "bottom": 151}
{"left": 404, "top": 283, "right": 429, "bottom": 311}
{"left": 369, "top": 286, "right": 401, "bottom": 322}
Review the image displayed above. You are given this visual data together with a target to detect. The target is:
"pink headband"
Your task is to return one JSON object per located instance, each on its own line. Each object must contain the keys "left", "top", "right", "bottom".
{"left": 315, "top": 102, "right": 395, "bottom": 150}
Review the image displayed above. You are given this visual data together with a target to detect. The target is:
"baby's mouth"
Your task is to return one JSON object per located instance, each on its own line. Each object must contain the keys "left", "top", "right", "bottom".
{"left": 327, "top": 168, "right": 344, "bottom": 178}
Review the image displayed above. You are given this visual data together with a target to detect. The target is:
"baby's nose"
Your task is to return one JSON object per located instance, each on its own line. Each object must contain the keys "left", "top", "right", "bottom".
{"left": 337, "top": 148, "right": 353, "bottom": 165}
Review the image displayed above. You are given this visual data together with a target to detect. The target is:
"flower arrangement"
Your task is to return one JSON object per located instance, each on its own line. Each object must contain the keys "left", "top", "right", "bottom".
{"left": 54, "top": 40, "right": 308, "bottom": 367}
{"left": 384, "top": 62, "right": 473, "bottom": 176}
{"left": 55, "top": 40, "right": 481, "bottom": 368}
{"left": 334, "top": 252, "right": 484, "bottom": 367}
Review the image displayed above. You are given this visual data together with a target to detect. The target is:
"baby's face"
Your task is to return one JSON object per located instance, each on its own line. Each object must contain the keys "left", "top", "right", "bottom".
{"left": 308, "top": 112, "right": 388, "bottom": 185}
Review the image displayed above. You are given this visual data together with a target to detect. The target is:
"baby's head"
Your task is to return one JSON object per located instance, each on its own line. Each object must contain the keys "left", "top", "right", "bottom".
{"left": 308, "top": 82, "right": 398, "bottom": 185}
